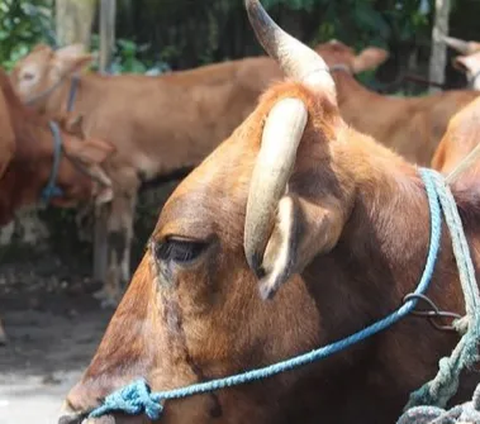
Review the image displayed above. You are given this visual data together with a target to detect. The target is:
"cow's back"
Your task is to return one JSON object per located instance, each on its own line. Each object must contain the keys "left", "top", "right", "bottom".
{"left": 425, "top": 90, "right": 479, "bottom": 144}
{"left": 76, "top": 56, "right": 284, "bottom": 179}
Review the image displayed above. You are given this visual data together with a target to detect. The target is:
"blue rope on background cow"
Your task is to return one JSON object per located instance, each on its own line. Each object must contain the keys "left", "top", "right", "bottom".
{"left": 41, "top": 121, "right": 64, "bottom": 203}
{"left": 66, "top": 74, "right": 80, "bottom": 112}
{"left": 88, "top": 168, "right": 478, "bottom": 421}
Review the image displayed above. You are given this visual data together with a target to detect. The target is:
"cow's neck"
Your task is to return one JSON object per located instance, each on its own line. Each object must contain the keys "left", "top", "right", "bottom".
{"left": 331, "top": 68, "right": 379, "bottom": 106}
{"left": 331, "top": 69, "right": 401, "bottom": 135}
{"left": 45, "top": 74, "right": 106, "bottom": 118}
{"left": 278, "top": 137, "right": 475, "bottom": 421}
{"left": 336, "top": 133, "right": 466, "bottom": 318}
{"left": 0, "top": 117, "right": 53, "bottom": 222}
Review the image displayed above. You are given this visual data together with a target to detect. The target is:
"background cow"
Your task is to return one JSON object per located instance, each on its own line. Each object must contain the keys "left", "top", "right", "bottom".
{"left": 432, "top": 96, "right": 480, "bottom": 174}
{"left": 315, "top": 39, "right": 479, "bottom": 165}
{"left": 58, "top": 2, "right": 480, "bottom": 423}
{"left": 444, "top": 36, "right": 480, "bottom": 90}
{"left": 0, "top": 68, "right": 115, "bottom": 344}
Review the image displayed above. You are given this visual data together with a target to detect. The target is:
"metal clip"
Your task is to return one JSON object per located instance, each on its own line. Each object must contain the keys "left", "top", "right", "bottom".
{"left": 403, "top": 293, "right": 462, "bottom": 332}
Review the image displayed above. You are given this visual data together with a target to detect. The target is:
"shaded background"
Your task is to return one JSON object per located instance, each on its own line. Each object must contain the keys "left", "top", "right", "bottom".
{"left": 1, "top": 0, "right": 479, "bottom": 92}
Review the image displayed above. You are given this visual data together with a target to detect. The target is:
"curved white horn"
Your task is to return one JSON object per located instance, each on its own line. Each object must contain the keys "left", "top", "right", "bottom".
{"left": 444, "top": 36, "right": 475, "bottom": 54}
{"left": 245, "top": 0, "right": 336, "bottom": 102}
{"left": 244, "top": 98, "right": 308, "bottom": 273}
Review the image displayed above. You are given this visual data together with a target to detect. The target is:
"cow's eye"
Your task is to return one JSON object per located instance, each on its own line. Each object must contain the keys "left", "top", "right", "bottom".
{"left": 154, "top": 237, "right": 208, "bottom": 264}
{"left": 22, "top": 71, "right": 36, "bottom": 81}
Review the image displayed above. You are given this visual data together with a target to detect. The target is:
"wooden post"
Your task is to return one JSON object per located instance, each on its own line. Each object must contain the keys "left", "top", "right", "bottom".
{"left": 55, "top": 0, "right": 97, "bottom": 46}
{"left": 428, "top": 0, "right": 451, "bottom": 93}
{"left": 93, "top": 0, "right": 116, "bottom": 284}
{"left": 99, "top": 0, "right": 116, "bottom": 73}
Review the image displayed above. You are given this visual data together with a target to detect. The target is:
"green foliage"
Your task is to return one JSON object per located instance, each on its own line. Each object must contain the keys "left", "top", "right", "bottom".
{"left": 0, "top": 0, "right": 475, "bottom": 91}
{"left": 311, "top": 0, "right": 432, "bottom": 51}
{"left": 261, "top": 0, "right": 317, "bottom": 10}
{"left": 0, "top": 0, "right": 54, "bottom": 70}
{"left": 89, "top": 35, "right": 170, "bottom": 75}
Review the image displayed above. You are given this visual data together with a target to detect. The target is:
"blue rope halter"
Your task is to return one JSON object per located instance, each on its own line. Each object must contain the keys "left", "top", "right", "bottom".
{"left": 89, "top": 168, "right": 479, "bottom": 421}
{"left": 66, "top": 75, "right": 79, "bottom": 113}
{"left": 41, "top": 121, "right": 64, "bottom": 203}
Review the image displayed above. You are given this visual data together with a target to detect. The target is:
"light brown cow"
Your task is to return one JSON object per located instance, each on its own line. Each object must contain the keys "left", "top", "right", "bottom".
{"left": 9, "top": 42, "right": 384, "bottom": 306}
{"left": 431, "top": 96, "right": 480, "bottom": 175}
{"left": 59, "top": 2, "right": 480, "bottom": 423}
{"left": 0, "top": 68, "right": 115, "bottom": 344}
{"left": 0, "top": 74, "right": 15, "bottom": 180}
{"left": 444, "top": 36, "right": 480, "bottom": 90}
{"left": 315, "top": 39, "right": 479, "bottom": 165}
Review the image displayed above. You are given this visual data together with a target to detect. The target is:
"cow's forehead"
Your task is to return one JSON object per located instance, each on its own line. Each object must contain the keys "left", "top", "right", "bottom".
{"left": 13, "top": 49, "right": 52, "bottom": 77}
{"left": 154, "top": 133, "right": 258, "bottom": 242}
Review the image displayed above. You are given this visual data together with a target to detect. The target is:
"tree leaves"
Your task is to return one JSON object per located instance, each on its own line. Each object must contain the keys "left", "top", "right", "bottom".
{"left": 0, "top": 0, "right": 54, "bottom": 70}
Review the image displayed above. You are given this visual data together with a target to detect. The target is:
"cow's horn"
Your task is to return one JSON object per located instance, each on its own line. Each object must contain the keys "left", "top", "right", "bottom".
{"left": 245, "top": 0, "right": 336, "bottom": 101}
{"left": 443, "top": 36, "right": 474, "bottom": 54}
{"left": 244, "top": 97, "right": 307, "bottom": 274}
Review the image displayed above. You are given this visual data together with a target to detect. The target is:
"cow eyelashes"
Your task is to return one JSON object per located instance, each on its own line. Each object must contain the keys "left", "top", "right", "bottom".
{"left": 154, "top": 237, "right": 209, "bottom": 264}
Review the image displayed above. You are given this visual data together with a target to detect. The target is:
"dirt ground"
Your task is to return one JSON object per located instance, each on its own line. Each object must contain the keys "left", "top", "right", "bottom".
{"left": 0, "top": 181, "right": 180, "bottom": 424}
{"left": 0, "top": 256, "right": 116, "bottom": 424}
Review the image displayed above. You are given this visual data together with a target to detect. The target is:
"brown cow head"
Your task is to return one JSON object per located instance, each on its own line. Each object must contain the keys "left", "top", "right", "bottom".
{"left": 443, "top": 35, "right": 480, "bottom": 90}
{"left": 59, "top": 2, "right": 462, "bottom": 424}
{"left": 452, "top": 52, "right": 480, "bottom": 90}
{"left": 0, "top": 117, "right": 115, "bottom": 225}
{"left": 10, "top": 43, "right": 93, "bottom": 112}
{"left": 313, "top": 39, "right": 389, "bottom": 74}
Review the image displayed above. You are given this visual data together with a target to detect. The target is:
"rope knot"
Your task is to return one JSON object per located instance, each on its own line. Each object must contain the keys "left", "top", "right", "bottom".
{"left": 397, "top": 383, "right": 480, "bottom": 424}
{"left": 453, "top": 316, "right": 469, "bottom": 335}
{"left": 88, "top": 379, "right": 164, "bottom": 420}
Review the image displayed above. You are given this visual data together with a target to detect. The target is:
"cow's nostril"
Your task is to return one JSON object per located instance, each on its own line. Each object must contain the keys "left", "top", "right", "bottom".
{"left": 57, "top": 412, "right": 85, "bottom": 424}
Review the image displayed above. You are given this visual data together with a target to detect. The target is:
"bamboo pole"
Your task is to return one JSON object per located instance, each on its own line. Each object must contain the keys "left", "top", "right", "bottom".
{"left": 55, "top": 0, "right": 97, "bottom": 47}
{"left": 93, "top": 0, "right": 116, "bottom": 284}
{"left": 99, "top": 0, "right": 116, "bottom": 72}
{"left": 428, "top": 0, "right": 451, "bottom": 93}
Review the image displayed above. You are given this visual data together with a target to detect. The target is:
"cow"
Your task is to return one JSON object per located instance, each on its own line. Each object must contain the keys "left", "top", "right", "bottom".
{"left": 443, "top": 35, "right": 480, "bottom": 90}
{"left": 0, "top": 74, "right": 15, "bottom": 180}
{"left": 0, "top": 69, "right": 115, "bottom": 345}
{"left": 431, "top": 96, "right": 480, "bottom": 175}
{"left": 58, "top": 2, "right": 480, "bottom": 423}
{"left": 314, "top": 39, "right": 479, "bottom": 166}
{"left": 9, "top": 40, "right": 386, "bottom": 307}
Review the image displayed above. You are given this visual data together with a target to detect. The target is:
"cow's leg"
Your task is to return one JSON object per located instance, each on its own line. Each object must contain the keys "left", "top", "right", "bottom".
{"left": 0, "top": 316, "right": 7, "bottom": 346}
{"left": 93, "top": 203, "right": 109, "bottom": 285}
{"left": 119, "top": 192, "right": 136, "bottom": 287}
{"left": 93, "top": 169, "right": 139, "bottom": 308}
{"left": 96, "top": 189, "right": 137, "bottom": 307}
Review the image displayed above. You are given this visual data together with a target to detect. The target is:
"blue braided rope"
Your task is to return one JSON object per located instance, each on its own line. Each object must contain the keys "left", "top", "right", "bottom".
{"left": 403, "top": 171, "right": 480, "bottom": 412}
{"left": 41, "top": 121, "right": 64, "bottom": 203}
{"left": 89, "top": 168, "right": 443, "bottom": 421}
{"left": 66, "top": 75, "right": 79, "bottom": 113}
{"left": 398, "top": 383, "right": 480, "bottom": 424}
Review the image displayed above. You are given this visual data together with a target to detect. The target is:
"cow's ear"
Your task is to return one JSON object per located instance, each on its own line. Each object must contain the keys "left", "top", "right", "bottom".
{"left": 453, "top": 53, "right": 480, "bottom": 75}
{"left": 32, "top": 43, "right": 51, "bottom": 53}
{"left": 258, "top": 191, "right": 348, "bottom": 300}
{"left": 352, "top": 47, "right": 389, "bottom": 73}
{"left": 64, "top": 137, "right": 116, "bottom": 204}
{"left": 64, "top": 114, "right": 85, "bottom": 138}
{"left": 52, "top": 44, "right": 93, "bottom": 77}
{"left": 64, "top": 137, "right": 115, "bottom": 165}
